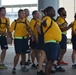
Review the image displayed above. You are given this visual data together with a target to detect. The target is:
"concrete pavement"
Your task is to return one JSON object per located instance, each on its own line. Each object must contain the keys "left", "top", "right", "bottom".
{"left": 0, "top": 44, "right": 76, "bottom": 75}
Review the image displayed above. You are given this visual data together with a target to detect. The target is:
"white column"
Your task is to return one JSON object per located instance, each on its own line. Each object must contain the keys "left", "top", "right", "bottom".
{"left": 0, "top": 0, "right": 2, "bottom": 7}
{"left": 38, "top": 0, "right": 59, "bottom": 18}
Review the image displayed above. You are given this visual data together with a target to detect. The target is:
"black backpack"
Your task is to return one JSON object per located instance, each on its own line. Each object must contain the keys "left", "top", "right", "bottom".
{"left": 0, "top": 18, "right": 9, "bottom": 29}
{"left": 14, "top": 19, "right": 30, "bottom": 30}
{"left": 38, "top": 17, "right": 53, "bottom": 45}
{"left": 31, "top": 18, "right": 37, "bottom": 28}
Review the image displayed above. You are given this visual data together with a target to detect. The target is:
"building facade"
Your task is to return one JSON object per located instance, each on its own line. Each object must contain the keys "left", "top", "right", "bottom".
{"left": 38, "top": 0, "right": 76, "bottom": 38}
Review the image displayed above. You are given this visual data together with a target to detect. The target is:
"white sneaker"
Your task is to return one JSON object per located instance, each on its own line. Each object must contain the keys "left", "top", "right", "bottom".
{"left": 21, "top": 66, "right": 29, "bottom": 72}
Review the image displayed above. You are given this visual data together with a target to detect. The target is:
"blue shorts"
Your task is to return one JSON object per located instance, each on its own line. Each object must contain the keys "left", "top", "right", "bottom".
{"left": 56, "top": 43, "right": 60, "bottom": 60}
{"left": 44, "top": 42, "right": 59, "bottom": 61}
{"left": 14, "top": 38, "right": 29, "bottom": 54}
{"left": 38, "top": 34, "right": 44, "bottom": 50}
{"left": 0, "top": 36, "right": 8, "bottom": 50}
{"left": 26, "top": 49, "right": 30, "bottom": 53}
{"left": 59, "top": 34, "right": 67, "bottom": 49}
{"left": 71, "top": 35, "right": 76, "bottom": 50}
{"left": 30, "top": 39, "right": 38, "bottom": 50}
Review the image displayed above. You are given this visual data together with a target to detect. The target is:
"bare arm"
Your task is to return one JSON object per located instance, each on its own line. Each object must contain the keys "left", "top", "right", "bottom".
{"left": 72, "top": 30, "right": 76, "bottom": 35}
{"left": 60, "top": 23, "right": 73, "bottom": 32}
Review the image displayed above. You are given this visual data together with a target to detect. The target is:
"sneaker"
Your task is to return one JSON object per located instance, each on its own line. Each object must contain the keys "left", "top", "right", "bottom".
{"left": 37, "top": 70, "right": 45, "bottom": 75}
{"left": 12, "top": 68, "right": 16, "bottom": 74}
{"left": 0, "top": 64, "right": 7, "bottom": 69}
{"left": 42, "top": 63, "right": 46, "bottom": 67}
{"left": 72, "top": 64, "right": 76, "bottom": 69}
{"left": 51, "top": 66, "right": 56, "bottom": 73}
{"left": 21, "top": 66, "right": 29, "bottom": 72}
{"left": 51, "top": 70, "right": 56, "bottom": 73}
{"left": 60, "top": 61, "right": 68, "bottom": 65}
{"left": 54, "top": 66, "right": 65, "bottom": 72}
{"left": 20, "top": 61, "right": 29, "bottom": 66}
{"left": 27, "top": 60, "right": 31, "bottom": 64}
{"left": 25, "top": 60, "right": 31, "bottom": 65}
{"left": 31, "top": 64, "right": 37, "bottom": 69}
{"left": 25, "top": 62, "right": 29, "bottom": 66}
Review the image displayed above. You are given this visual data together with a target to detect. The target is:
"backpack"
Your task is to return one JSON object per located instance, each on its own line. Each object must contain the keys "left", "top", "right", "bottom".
{"left": 14, "top": 19, "right": 30, "bottom": 30}
{"left": 31, "top": 18, "right": 37, "bottom": 28}
{"left": 0, "top": 18, "right": 11, "bottom": 44}
{"left": 56, "top": 16, "right": 67, "bottom": 27}
{"left": 38, "top": 17, "right": 53, "bottom": 46}
{"left": 0, "top": 18, "right": 9, "bottom": 29}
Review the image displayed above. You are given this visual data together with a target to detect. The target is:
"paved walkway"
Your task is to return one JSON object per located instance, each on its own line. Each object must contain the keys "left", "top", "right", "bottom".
{"left": 0, "top": 44, "right": 76, "bottom": 75}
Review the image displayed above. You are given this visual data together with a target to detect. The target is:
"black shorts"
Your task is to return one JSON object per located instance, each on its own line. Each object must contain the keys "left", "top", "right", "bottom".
{"left": 38, "top": 34, "right": 44, "bottom": 50}
{"left": 30, "top": 39, "right": 38, "bottom": 50}
{"left": 71, "top": 35, "right": 76, "bottom": 50}
{"left": 56, "top": 43, "right": 60, "bottom": 60}
{"left": 0, "top": 36, "right": 8, "bottom": 50}
{"left": 14, "top": 38, "right": 29, "bottom": 54}
{"left": 59, "top": 34, "right": 67, "bottom": 49}
{"left": 44, "top": 42, "right": 59, "bottom": 61}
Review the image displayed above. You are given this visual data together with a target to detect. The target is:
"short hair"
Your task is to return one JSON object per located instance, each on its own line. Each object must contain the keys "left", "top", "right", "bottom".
{"left": 58, "top": 7, "right": 65, "bottom": 15}
{"left": 46, "top": 6, "right": 54, "bottom": 12}
{"left": 45, "top": 6, "right": 54, "bottom": 15}
{"left": 0, "top": 7, "right": 5, "bottom": 11}
{"left": 42, "top": 8, "right": 47, "bottom": 13}
{"left": 18, "top": 9, "right": 24, "bottom": 14}
{"left": 32, "top": 10, "right": 38, "bottom": 15}
{"left": 24, "top": 9, "right": 29, "bottom": 11}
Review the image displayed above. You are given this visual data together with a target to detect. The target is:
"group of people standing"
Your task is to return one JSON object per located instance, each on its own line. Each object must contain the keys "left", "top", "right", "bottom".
{"left": 0, "top": 6, "right": 76, "bottom": 75}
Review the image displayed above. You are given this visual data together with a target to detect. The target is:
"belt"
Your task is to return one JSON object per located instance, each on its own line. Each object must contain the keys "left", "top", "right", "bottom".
{"left": 14, "top": 37, "right": 27, "bottom": 39}
{"left": 45, "top": 40, "right": 57, "bottom": 43}
{"left": 62, "top": 32, "right": 66, "bottom": 35}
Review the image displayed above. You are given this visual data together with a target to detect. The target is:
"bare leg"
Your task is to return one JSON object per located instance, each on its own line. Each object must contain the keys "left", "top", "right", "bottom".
{"left": 38, "top": 50, "right": 46, "bottom": 71}
{"left": 36, "top": 50, "right": 40, "bottom": 64}
{"left": 31, "top": 49, "right": 36, "bottom": 64}
{"left": 45, "top": 60, "right": 53, "bottom": 75}
{"left": 13, "top": 54, "right": 20, "bottom": 68}
{"left": 72, "top": 50, "right": 76, "bottom": 63}
{"left": 59, "top": 49, "right": 66, "bottom": 62}
{"left": 21, "top": 53, "right": 26, "bottom": 65}
{"left": 0, "top": 49, "right": 6, "bottom": 63}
